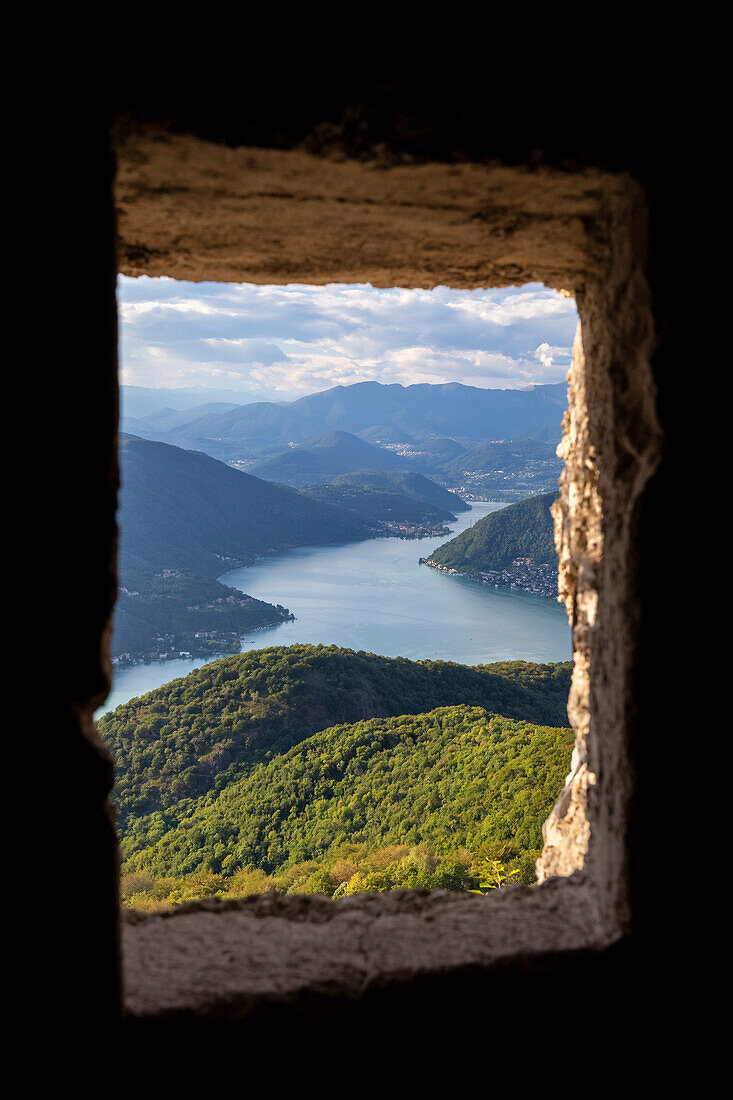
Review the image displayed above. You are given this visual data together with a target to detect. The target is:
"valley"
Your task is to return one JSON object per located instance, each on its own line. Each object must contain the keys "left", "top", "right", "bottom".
{"left": 102, "top": 502, "right": 570, "bottom": 714}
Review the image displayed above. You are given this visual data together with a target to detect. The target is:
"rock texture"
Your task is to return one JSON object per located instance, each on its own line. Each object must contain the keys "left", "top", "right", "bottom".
{"left": 123, "top": 877, "right": 606, "bottom": 1019}
{"left": 538, "top": 188, "right": 661, "bottom": 938}
{"left": 116, "top": 128, "right": 620, "bottom": 293}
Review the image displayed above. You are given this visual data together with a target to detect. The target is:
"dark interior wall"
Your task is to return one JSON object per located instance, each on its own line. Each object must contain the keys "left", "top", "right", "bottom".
{"left": 22, "top": 22, "right": 709, "bottom": 1086}
{"left": 115, "top": 22, "right": 678, "bottom": 175}
{"left": 20, "top": 117, "right": 121, "bottom": 1083}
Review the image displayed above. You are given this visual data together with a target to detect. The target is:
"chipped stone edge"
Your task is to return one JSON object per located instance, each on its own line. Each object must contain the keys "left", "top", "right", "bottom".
{"left": 122, "top": 875, "right": 614, "bottom": 1019}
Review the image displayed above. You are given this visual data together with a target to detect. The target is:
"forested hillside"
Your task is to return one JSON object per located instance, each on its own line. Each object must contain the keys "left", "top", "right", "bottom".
{"left": 118, "top": 434, "right": 372, "bottom": 577}
{"left": 429, "top": 492, "right": 558, "bottom": 574}
{"left": 113, "top": 572, "right": 292, "bottom": 658}
{"left": 436, "top": 440, "right": 563, "bottom": 500}
{"left": 120, "top": 704, "right": 573, "bottom": 902}
{"left": 299, "top": 483, "right": 455, "bottom": 528}
{"left": 99, "top": 644, "right": 571, "bottom": 831}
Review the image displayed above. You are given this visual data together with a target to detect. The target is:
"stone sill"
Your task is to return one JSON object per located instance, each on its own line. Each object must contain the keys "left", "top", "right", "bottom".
{"left": 123, "top": 874, "right": 615, "bottom": 1020}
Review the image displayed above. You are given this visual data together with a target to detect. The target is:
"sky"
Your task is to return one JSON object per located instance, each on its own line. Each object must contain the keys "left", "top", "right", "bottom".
{"left": 118, "top": 276, "right": 578, "bottom": 401}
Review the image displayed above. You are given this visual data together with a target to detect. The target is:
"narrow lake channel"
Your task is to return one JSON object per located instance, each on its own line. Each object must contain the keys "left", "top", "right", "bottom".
{"left": 99, "top": 502, "right": 571, "bottom": 716}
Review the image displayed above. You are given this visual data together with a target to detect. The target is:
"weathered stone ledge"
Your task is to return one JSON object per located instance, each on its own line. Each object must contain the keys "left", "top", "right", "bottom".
{"left": 123, "top": 875, "right": 612, "bottom": 1020}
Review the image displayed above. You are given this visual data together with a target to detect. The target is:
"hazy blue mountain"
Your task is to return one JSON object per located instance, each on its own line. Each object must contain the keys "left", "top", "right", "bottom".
{"left": 355, "top": 424, "right": 419, "bottom": 445}
{"left": 113, "top": 436, "right": 379, "bottom": 660}
{"left": 120, "top": 385, "right": 266, "bottom": 420}
{"left": 122, "top": 402, "right": 243, "bottom": 439}
{"left": 161, "top": 380, "right": 567, "bottom": 461}
{"left": 440, "top": 440, "right": 562, "bottom": 479}
{"left": 433, "top": 439, "right": 563, "bottom": 500}
{"left": 249, "top": 431, "right": 406, "bottom": 487}
{"left": 332, "top": 469, "right": 469, "bottom": 512}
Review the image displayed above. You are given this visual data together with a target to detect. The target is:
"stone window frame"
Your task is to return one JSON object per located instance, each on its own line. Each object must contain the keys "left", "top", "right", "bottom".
{"left": 114, "top": 131, "right": 662, "bottom": 1021}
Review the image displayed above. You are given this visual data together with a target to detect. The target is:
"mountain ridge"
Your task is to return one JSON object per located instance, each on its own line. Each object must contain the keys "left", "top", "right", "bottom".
{"left": 118, "top": 433, "right": 375, "bottom": 577}
{"left": 99, "top": 643, "right": 572, "bottom": 831}
{"left": 249, "top": 430, "right": 407, "bottom": 487}
{"left": 148, "top": 379, "right": 567, "bottom": 461}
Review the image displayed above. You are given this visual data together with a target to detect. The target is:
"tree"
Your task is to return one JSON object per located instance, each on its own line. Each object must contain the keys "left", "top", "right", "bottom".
{"left": 469, "top": 859, "right": 519, "bottom": 893}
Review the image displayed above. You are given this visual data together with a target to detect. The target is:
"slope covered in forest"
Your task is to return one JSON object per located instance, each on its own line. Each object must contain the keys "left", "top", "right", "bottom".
{"left": 100, "top": 644, "right": 571, "bottom": 831}
{"left": 299, "top": 483, "right": 455, "bottom": 528}
{"left": 249, "top": 430, "right": 405, "bottom": 487}
{"left": 332, "top": 469, "right": 468, "bottom": 511}
{"left": 120, "top": 703, "right": 573, "bottom": 892}
{"left": 429, "top": 492, "right": 558, "bottom": 574}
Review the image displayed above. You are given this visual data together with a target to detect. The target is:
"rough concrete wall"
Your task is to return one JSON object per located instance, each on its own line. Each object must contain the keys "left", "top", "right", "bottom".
{"left": 538, "top": 326, "right": 600, "bottom": 883}
{"left": 123, "top": 873, "right": 607, "bottom": 1018}
{"left": 538, "top": 185, "right": 661, "bottom": 935}
{"left": 115, "top": 129, "right": 620, "bottom": 292}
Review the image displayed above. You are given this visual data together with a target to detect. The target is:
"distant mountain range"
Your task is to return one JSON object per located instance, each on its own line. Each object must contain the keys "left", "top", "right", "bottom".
{"left": 120, "top": 384, "right": 267, "bottom": 420}
{"left": 125, "top": 380, "right": 567, "bottom": 463}
{"left": 123, "top": 401, "right": 243, "bottom": 439}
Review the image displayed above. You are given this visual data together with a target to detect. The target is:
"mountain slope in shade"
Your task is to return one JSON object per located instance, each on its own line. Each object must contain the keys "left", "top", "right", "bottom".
{"left": 122, "top": 401, "right": 242, "bottom": 438}
{"left": 118, "top": 434, "right": 374, "bottom": 577}
{"left": 332, "top": 469, "right": 469, "bottom": 511}
{"left": 248, "top": 430, "right": 406, "bottom": 487}
{"left": 299, "top": 484, "right": 456, "bottom": 526}
{"left": 440, "top": 439, "right": 562, "bottom": 480}
{"left": 429, "top": 491, "right": 559, "bottom": 573}
{"left": 120, "top": 384, "right": 263, "bottom": 420}
{"left": 112, "top": 436, "right": 378, "bottom": 659}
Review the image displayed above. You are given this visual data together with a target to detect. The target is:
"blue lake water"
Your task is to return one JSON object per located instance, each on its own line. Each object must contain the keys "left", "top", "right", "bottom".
{"left": 98, "top": 502, "right": 571, "bottom": 716}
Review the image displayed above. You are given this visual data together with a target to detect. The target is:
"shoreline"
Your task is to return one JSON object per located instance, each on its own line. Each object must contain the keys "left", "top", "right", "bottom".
{"left": 112, "top": 611, "right": 297, "bottom": 670}
{"left": 101, "top": 502, "right": 569, "bottom": 717}
{"left": 420, "top": 557, "right": 559, "bottom": 600}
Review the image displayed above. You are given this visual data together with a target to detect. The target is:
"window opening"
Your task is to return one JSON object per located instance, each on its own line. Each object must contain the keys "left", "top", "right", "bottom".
{"left": 99, "top": 276, "right": 580, "bottom": 911}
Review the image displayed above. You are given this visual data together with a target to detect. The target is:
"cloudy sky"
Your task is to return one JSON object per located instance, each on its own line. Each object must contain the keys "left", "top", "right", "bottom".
{"left": 118, "top": 276, "right": 578, "bottom": 400}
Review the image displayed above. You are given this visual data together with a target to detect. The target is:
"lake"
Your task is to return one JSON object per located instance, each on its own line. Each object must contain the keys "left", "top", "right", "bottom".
{"left": 98, "top": 502, "right": 571, "bottom": 716}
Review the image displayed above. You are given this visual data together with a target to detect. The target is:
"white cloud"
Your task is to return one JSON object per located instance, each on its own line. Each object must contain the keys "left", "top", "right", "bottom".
{"left": 117, "top": 276, "right": 578, "bottom": 398}
{"left": 534, "top": 342, "right": 572, "bottom": 370}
